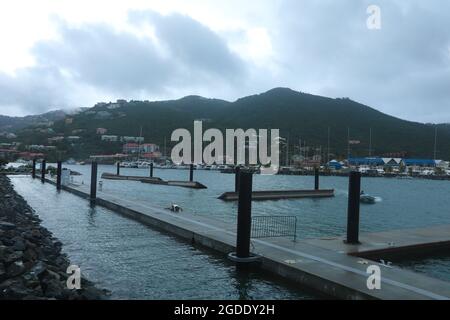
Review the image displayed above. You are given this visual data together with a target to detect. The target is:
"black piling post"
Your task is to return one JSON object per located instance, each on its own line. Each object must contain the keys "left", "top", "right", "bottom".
{"left": 150, "top": 162, "right": 154, "bottom": 178}
{"left": 116, "top": 162, "right": 120, "bottom": 176}
{"left": 90, "top": 162, "right": 98, "bottom": 203}
{"left": 32, "top": 158, "right": 36, "bottom": 179}
{"left": 314, "top": 167, "right": 320, "bottom": 190}
{"left": 346, "top": 171, "right": 361, "bottom": 244}
{"left": 41, "top": 159, "right": 46, "bottom": 183}
{"left": 56, "top": 161, "right": 62, "bottom": 190}
{"left": 235, "top": 166, "right": 241, "bottom": 193}
{"left": 189, "top": 164, "right": 194, "bottom": 182}
{"left": 236, "top": 171, "right": 253, "bottom": 258}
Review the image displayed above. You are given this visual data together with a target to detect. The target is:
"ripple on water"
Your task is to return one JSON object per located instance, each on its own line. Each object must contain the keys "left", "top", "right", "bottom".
{"left": 10, "top": 176, "right": 317, "bottom": 300}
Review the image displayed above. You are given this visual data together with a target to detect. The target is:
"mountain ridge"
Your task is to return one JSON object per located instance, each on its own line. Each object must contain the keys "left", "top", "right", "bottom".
{"left": 2, "top": 88, "right": 449, "bottom": 161}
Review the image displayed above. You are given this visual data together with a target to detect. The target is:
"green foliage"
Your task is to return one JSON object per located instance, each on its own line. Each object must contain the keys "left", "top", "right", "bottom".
{"left": 11, "top": 88, "right": 450, "bottom": 160}
{"left": 0, "top": 158, "right": 8, "bottom": 168}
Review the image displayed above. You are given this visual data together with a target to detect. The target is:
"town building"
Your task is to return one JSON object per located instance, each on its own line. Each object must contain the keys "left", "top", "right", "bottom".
{"left": 122, "top": 143, "right": 161, "bottom": 156}
{"left": 48, "top": 136, "right": 65, "bottom": 144}
{"left": 121, "top": 136, "right": 144, "bottom": 143}
{"left": 123, "top": 143, "right": 141, "bottom": 154}
{"left": 141, "top": 143, "right": 159, "bottom": 153}
{"left": 101, "top": 135, "right": 119, "bottom": 142}
{"left": 96, "top": 128, "right": 108, "bottom": 135}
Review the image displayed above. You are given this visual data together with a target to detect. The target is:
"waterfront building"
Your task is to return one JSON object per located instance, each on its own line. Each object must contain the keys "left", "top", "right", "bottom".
{"left": 401, "top": 159, "right": 437, "bottom": 168}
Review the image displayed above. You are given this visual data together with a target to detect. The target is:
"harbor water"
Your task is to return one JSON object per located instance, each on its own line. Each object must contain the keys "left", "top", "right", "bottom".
{"left": 64, "top": 165, "right": 450, "bottom": 239}
{"left": 9, "top": 164, "right": 450, "bottom": 295}
{"left": 10, "top": 175, "right": 317, "bottom": 299}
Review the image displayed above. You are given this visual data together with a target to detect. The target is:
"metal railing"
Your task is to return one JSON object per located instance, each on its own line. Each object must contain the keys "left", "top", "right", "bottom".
{"left": 251, "top": 215, "right": 297, "bottom": 241}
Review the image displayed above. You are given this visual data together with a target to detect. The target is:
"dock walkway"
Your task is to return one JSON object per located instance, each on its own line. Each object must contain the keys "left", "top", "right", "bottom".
{"left": 43, "top": 177, "right": 450, "bottom": 300}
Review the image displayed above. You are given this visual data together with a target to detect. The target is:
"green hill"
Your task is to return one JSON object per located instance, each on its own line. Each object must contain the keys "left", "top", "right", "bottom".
{"left": 11, "top": 88, "right": 450, "bottom": 161}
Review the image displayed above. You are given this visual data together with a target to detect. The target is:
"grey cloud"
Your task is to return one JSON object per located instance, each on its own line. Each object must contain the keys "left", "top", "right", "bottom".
{"left": 0, "top": 65, "right": 73, "bottom": 115}
{"left": 1, "top": 2, "right": 449, "bottom": 123}
{"left": 129, "top": 11, "right": 245, "bottom": 81}
{"left": 271, "top": 0, "right": 450, "bottom": 122}
{"left": 32, "top": 22, "right": 174, "bottom": 93}
{"left": 0, "top": 11, "right": 246, "bottom": 115}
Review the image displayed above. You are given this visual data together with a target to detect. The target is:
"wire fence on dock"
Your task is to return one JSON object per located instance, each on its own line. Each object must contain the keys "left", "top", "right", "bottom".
{"left": 251, "top": 215, "right": 297, "bottom": 241}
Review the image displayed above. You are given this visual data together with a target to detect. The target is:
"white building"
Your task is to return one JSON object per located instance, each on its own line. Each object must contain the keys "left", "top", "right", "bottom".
{"left": 101, "top": 135, "right": 119, "bottom": 142}
{"left": 121, "top": 136, "right": 144, "bottom": 143}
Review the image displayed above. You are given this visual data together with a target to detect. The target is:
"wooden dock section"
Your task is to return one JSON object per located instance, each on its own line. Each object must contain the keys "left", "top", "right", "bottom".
{"left": 40, "top": 177, "right": 450, "bottom": 300}
{"left": 218, "top": 189, "right": 334, "bottom": 201}
{"left": 101, "top": 172, "right": 207, "bottom": 189}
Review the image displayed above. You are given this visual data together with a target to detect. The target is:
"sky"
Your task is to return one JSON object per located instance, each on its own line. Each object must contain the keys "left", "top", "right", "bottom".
{"left": 0, "top": 0, "right": 449, "bottom": 123}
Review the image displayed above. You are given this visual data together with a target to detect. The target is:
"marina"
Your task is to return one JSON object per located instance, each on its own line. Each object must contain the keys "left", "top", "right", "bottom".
{"left": 6, "top": 159, "right": 450, "bottom": 300}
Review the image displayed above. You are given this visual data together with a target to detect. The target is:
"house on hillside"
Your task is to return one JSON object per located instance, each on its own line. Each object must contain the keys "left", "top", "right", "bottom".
{"left": 67, "top": 136, "right": 80, "bottom": 142}
{"left": 123, "top": 143, "right": 140, "bottom": 154}
{"left": 121, "top": 136, "right": 144, "bottom": 143}
{"left": 101, "top": 135, "right": 118, "bottom": 142}
{"left": 96, "top": 128, "right": 108, "bottom": 135}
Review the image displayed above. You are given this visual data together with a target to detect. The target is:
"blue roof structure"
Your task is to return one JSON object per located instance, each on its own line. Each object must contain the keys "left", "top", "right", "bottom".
{"left": 402, "top": 159, "right": 436, "bottom": 167}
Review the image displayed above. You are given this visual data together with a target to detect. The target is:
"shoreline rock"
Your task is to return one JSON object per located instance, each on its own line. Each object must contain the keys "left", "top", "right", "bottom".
{"left": 0, "top": 174, "right": 109, "bottom": 300}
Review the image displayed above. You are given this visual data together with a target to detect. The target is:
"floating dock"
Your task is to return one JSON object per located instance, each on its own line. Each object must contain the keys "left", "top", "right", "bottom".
{"left": 101, "top": 172, "right": 163, "bottom": 182}
{"left": 40, "top": 176, "right": 450, "bottom": 300}
{"left": 218, "top": 189, "right": 334, "bottom": 201}
{"left": 101, "top": 172, "right": 207, "bottom": 189}
{"left": 141, "top": 179, "right": 207, "bottom": 189}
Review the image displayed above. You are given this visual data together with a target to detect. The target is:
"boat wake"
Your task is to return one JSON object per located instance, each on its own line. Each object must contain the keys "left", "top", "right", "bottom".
{"left": 374, "top": 197, "right": 383, "bottom": 203}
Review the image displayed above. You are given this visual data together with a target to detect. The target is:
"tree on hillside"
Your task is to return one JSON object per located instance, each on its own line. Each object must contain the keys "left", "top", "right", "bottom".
{"left": 0, "top": 158, "right": 8, "bottom": 168}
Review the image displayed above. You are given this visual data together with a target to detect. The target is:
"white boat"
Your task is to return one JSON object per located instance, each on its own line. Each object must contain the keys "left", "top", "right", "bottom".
{"left": 120, "top": 161, "right": 138, "bottom": 168}
{"left": 136, "top": 161, "right": 152, "bottom": 168}
{"left": 360, "top": 191, "right": 376, "bottom": 204}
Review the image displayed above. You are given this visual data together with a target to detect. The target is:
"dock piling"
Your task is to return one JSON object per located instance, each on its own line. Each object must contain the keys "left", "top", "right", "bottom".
{"left": 235, "top": 166, "right": 241, "bottom": 193}
{"left": 116, "top": 162, "right": 120, "bottom": 176}
{"left": 32, "top": 158, "right": 36, "bottom": 179}
{"left": 41, "top": 159, "right": 46, "bottom": 183}
{"left": 189, "top": 164, "right": 194, "bottom": 182}
{"left": 150, "top": 162, "right": 154, "bottom": 178}
{"left": 314, "top": 167, "right": 320, "bottom": 190}
{"left": 236, "top": 171, "right": 253, "bottom": 258}
{"left": 56, "top": 161, "right": 62, "bottom": 190}
{"left": 90, "top": 162, "right": 98, "bottom": 203}
{"left": 346, "top": 171, "right": 361, "bottom": 244}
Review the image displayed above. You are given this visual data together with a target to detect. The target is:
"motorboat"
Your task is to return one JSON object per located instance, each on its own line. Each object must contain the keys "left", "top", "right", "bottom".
{"left": 360, "top": 191, "right": 376, "bottom": 204}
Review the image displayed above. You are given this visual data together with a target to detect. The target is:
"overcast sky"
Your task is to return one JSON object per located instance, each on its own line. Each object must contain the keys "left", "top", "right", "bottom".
{"left": 0, "top": 0, "right": 449, "bottom": 123}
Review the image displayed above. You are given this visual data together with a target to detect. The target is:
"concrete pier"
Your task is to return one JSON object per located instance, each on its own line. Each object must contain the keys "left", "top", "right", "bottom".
{"left": 101, "top": 172, "right": 207, "bottom": 189}
{"left": 218, "top": 189, "right": 334, "bottom": 201}
{"left": 42, "top": 176, "right": 450, "bottom": 300}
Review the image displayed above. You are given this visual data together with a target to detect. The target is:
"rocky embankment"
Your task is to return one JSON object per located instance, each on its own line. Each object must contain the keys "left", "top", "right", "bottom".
{"left": 0, "top": 174, "right": 109, "bottom": 299}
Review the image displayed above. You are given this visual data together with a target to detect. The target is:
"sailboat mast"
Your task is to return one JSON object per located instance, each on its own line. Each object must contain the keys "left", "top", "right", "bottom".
{"left": 433, "top": 127, "right": 438, "bottom": 160}
{"left": 137, "top": 126, "right": 143, "bottom": 161}
{"left": 327, "top": 127, "right": 330, "bottom": 164}
{"left": 369, "top": 128, "right": 372, "bottom": 157}
{"left": 347, "top": 127, "right": 350, "bottom": 160}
